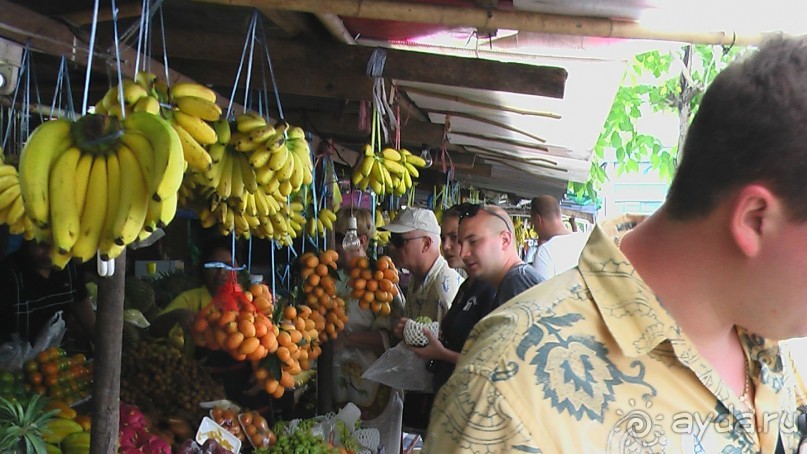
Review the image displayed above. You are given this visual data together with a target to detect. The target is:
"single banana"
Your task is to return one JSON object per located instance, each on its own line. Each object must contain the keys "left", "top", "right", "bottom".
{"left": 118, "top": 130, "right": 157, "bottom": 197}
{"left": 268, "top": 147, "right": 290, "bottom": 172}
{"left": 172, "top": 122, "right": 213, "bottom": 171}
{"left": 360, "top": 155, "right": 375, "bottom": 177}
{"left": 0, "top": 184, "right": 20, "bottom": 215}
{"left": 248, "top": 124, "right": 277, "bottom": 144}
{"left": 216, "top": 153, "right": 233, "bottom": 199}
{"left": 278, "top": 179, "right": 293, "bottom": 197}
{"left": 175, "top": 96, "right": 222, "bottom": 122}
{"left": 99, "top": 151, "right": 121, "bottom": 260}
{"left": 172, "top": 110, "right": 218, "bottom": 145}
{"left": 122, "top": 80, "right": 148, "bottom": 106}
{"left": 112, "top": 144, "right": 149, "bottom": 246}
{"left": 208, "top": 143, "right": 227, "bottom": 164}
{"left": 249, "top": 147, "right": 273, "bottom": 168}
{"left": 134, "top": 71, "right": 157, "bottom": 91}
{"left": 255, "top": 164, "right": 276, "bottom": 186}
{"left": 288, "top": 151, "right": 304, "bottom": 190}
{"left": 18, "top": 119, "right": 73, "bottom": 228}
{"left": 6, "top": 196, "right": 25, "bottom": 226}
{"left": 383, "top": 159, "right": 407, "bottom": 176}
{"left": 235, "top": 113, "right": 266, "bottom": 133}
{"left": 382, "top": 148, "right": 402, "bottom": 161}
{"left": 0, "top": 174, "right": 19, "bottom": 202}
{"left": 404, "top": 162, "right": 420, "bottom": 178}
{"left": 133, "top": 96, "right": 160, "bottom": 115}
{"left": 170, "top": 82, "right": 217, "bottom": 103}
{"left": 238, "top": 154, "right": 258, "bottom": 193}
{"left": 406, "top": 154, "right": 428, "bottom": 167}
{"left": 123, "top": 112, "right": 184, "bottom": 202}
{"left": 0, "top": 165, "right": 17, "bottom": 179}
{"left": 71, "top": 156, "right": 108, "bottom": 263}
{"left": 49, "top": 146, "right": 82, "bottom": 255}
{"left": 277, "top": 151, "right": 295, "bottom": 182}
{"left": 229, "top": 155, "right": 244, "bottom": 200}
{"left": 213, "top": 119, "right": 231, "bottom": 145}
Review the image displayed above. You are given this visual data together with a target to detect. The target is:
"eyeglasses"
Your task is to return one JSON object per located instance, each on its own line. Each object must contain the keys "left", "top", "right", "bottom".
{"left": 389, "top": 234, "right": 428, "bottom": 248}
{"left": 458, "top": 204, "right": 512, "bottom": 234}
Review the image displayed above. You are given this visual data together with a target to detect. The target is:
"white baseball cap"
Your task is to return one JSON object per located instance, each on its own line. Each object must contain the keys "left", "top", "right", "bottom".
{"left": 382, "top": 207, "right": 440, "bottom": 235}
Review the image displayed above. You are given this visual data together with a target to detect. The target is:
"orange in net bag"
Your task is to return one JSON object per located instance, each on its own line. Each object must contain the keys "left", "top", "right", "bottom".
{"left": 192, "top": 271, "right": 278, "bottom": 361}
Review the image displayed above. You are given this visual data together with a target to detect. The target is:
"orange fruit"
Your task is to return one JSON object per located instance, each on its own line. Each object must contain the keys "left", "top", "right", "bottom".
{"left": 284, "top": 306, "right": 297, "bottom": 320}
{"left": 298, "top": 305, "right": 312, "bottom": 317}
{"left": 290, "top": 330, "right": 303, "bottom": 344}
{"left": 254, "top": 322, "right": 268, "bottom": 338}
{"left": 306, "top": 294, "right": 319, "bottom": 306}
{"left": 380, "top": 303, "right": 391, "bottom": 316}
{"left": 350, "top": 288, "right": 364, "bottom": 299}
{"left": 239, "top": 336, "right": 260, "bottom": 355}
{"left": 365, "top": 280, "right": 378, "bottom": 292}
{"left": 225, "top": 332, "right": 245, "bottom": 351}
{"left": 303, "top": 255, "right": 319, "bottom": 269}
{"left": 218, "top": 311, "right": 237, "bottom": 327}
{"left": 376, "top": 259, "right": 390, "bottom": 270}
{"left": 361, "top": 291, "right": 374, "bottom": 303}
{"left": 255, "top": 368, "right": 269, "bottom": 381}
{"left": 239, "top": 320, "right": 256, "bottom": 338}
{"left": 349, "top": 267, "right": 361, "bottom": 279}
{"left": 315, "top": 264, "right": 328, "bottom": 277}
{"left": 357, "top": 257, "right": 369, "bottom": 269}
{"left": 193, "top": 317, "right": 208, "bottom": 333}
{"left": 280, "top": 371, "right": 294, "bottom": 388}
{"left": 264, "top": 379, "right": 279, "bottom": 394}
{"left": 313, "top": 286, "right": 324, "bottom": 298}
{"left": 301, "top": 267, "right": 315, "bottom": 279}
{"left": 379, "top": 279, "right": 393, "bottom": 292}
{"left": 276, "top": 346, "right": 291, "bottom": 362}
{"left": 319, "top": 294, "right": 333, "bottom": 308}
{"left": 224, "top": 321, "right": 239, "bottom": 334}
{"left": 277, "top": 331, "right": 292, "bottom": 347}
{"left": 246, "top": 345, "right": 267, "bottom": 361}
{"left": 306, "top": 273, "right": 321, "bottom": 287}
{"left": 272, "top": 386, "right": 285, "bottom": 399}
{"left": 353, "top": 278, "right": 367, "bottom": 290}
{"left": 360, "top": 269, "right": 373, "bottom": 281}
{"left": 249, "top": 284, "right": 264, "bottom": 298}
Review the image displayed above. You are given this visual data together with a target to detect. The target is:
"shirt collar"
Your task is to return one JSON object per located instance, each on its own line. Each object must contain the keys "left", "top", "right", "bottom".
{"left": 578, "top": 224, "right": 681, "bottom": 358}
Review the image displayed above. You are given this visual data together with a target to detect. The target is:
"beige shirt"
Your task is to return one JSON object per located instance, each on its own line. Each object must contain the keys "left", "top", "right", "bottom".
{"left": 403, "top": 255, "right": 463, "bottom": 323}
{"left": 425, "top": 224, "right": 807, "bottom": 453}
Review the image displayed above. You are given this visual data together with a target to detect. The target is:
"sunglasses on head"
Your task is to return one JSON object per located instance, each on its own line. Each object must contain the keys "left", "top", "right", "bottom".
{"left": 389, "top": 234, "right": 427, "bottom": 248}
{"left": 458, "top": 204, "right": 512, "bottom": 234}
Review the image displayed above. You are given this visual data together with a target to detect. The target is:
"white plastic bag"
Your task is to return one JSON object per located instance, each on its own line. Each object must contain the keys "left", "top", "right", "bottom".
{"left": 362, "top": 342, "right": 433, "bottom": 392}
{"left": 31, "top": 310, "right": 67, "bottom": 356}
{"left": 0, "top": 334, "right": 33, "bottom": 372}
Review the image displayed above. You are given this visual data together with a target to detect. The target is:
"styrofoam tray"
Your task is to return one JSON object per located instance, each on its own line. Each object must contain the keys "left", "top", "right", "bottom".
{"left": 196, "top": 416, "right": 241, "bottom": 453}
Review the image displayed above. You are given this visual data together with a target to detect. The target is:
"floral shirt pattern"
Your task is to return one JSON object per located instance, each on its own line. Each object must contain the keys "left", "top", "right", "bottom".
{"left": 425, "top": 223, "right": 807, "bottom": 454}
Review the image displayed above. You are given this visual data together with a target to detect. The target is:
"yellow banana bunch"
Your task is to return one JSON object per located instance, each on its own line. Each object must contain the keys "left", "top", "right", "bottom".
{"left": 351, "top": 146, "right": 426, "bottom": 196}
{"left": 305, "top": 207, "right": 337, "bottom": 238}
{"left": 513, "top": 218, "right": 538, "bottom": 248}
{"left": 18, "top": 112, "right": 183, "bottom": 267}
{"left": 0, "top": 155, "right": 29, "bottom": 235}
{"left": 96, "top": 72, "right": 221, "bottom": 172}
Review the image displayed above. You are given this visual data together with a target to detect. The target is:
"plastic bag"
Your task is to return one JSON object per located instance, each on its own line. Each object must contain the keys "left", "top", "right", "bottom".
{"left": 0, "top": 334, "right": 33, "bottom": 372}
{"left": 362, "top": 342, "right": 433, "bottom": 392}
{"left": 31, "top": 310, "right": 67, "bottom": 356}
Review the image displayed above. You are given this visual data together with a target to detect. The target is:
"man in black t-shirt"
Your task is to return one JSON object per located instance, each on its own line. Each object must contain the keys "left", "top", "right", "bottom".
{"left": 0, "top": 240, "right": 95, "bottom": 344}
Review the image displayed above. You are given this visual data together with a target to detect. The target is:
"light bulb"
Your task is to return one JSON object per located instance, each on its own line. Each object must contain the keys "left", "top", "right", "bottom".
{"left": 342, "top": 216, "right": 362, "bottom": 255}
{"left": 420, "top": 147, "right": 434, "bottom": 168}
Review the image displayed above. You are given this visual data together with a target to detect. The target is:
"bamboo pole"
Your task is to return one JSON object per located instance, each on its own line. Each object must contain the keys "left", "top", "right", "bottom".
{"left": 90, "top": 251, "right": 126, "bottom": 454}
{"left": 196, "top": 0, "right": 771, "bottom": 46}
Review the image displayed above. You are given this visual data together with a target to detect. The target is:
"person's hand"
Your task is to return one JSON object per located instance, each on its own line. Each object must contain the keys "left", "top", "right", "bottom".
{"left": 394, "top": 317, "right": 409, "bottom": 339}
{"left": 408, "top": 329, "right": 445, "bottom": 361}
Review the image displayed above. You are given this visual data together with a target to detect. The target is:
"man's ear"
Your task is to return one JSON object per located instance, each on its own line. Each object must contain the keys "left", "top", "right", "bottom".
{"left": 500, "top": 229, "right": 514, "bottom": 251}
{"left": 730, "top": 184, "right": 781, "bottom": 257}
{"left": 422, "top": 235, "right": 433, "bottom": 253}
{"left": 359, "top": 234, "right": 369, "bottom": 249}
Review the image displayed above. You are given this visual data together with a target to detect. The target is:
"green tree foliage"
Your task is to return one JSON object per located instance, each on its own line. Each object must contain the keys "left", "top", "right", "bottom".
{"left": 568, "top": 44, "right": 748, "bottom": 203}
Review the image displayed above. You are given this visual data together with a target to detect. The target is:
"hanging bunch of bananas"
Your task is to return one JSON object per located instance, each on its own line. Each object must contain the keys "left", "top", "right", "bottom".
{"left": 513, "top": 218, "right": 538, "bottom": 247}
{"left": 95, "top": 72, "right": 219, "bottom": 171}
{"left": 305, "top": 207, "right": 337, "bottom": 238}
{"left": 0, "top": 151, "right": 31, "bottom": 238}
{"left": 17, "top": 112, "right": 184, "bottom": 268}
{"left": 351, "top": 146, "right": 426, "bottom": 196}
{"left": 374, "top": 208, "right": 391, "bottom": 245}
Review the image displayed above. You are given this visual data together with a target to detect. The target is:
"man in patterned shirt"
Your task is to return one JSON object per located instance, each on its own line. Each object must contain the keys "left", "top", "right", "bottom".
{"left": 425, "top": 37, "right": 807, "bottom": 453}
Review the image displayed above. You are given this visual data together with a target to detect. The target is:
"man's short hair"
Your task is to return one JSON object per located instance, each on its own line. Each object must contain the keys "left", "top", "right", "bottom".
{"left": 531, "top": 195, "right": 561, "bottom": 219}
{"left": 666, "top": 37, "right": 807, "bottom": 221}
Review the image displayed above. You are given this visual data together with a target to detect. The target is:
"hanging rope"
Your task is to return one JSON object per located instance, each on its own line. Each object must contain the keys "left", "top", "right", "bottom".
{"left": 81, "top": 0, "right": 101, "bottom": 115}
{"left": 226, "top": 12, "right": 257, "bottom": 118}
{"left": 111, "top": 0, "right": 127, "bottom": 120}
{"left": 257, "top": 14, "right": 285, "bottom": 121}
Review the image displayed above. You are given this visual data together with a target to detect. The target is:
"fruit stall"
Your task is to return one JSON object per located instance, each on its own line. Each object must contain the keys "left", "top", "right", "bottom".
{"left": 0, "top": 0, "right": 737, "bottom": 452}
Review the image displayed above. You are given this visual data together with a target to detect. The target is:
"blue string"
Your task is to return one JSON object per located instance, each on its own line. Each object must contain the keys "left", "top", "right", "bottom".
{"left": 81, "top": 0, "right": 100, "bottom": 115}
{"left": 226, "top": 12, "right": 255, "bottom": 118}
{"left": 270, "top": 239, "right": 276, "bottom": 297}
{"left": 257, "top": 14, "right": 284, "bottom": 120}
{"left": 158, "top": 6, "right": 170, "bottom": 86}
{"left": 111, "top": 0, "right": 126, "bottom": 120}
{"left": 248, "top": 236, "right": 253, "bottom": 273}
{"left": 242, "top": 11, "right": 258, "bottom": 111}
{"left": 1, "top": 44, "right": 29, "bottom": 151}
{"left": 134, "top": 0, "right": 147, "bottom": 73}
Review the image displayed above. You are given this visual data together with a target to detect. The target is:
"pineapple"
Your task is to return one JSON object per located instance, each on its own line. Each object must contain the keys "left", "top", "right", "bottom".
{"left": 0, "top": 394, "right": 59, "bottom": 453}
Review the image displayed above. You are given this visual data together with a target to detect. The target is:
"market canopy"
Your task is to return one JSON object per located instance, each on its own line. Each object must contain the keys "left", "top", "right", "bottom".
{"left": 0, "top": 0, "right": 800, "bottom": 199}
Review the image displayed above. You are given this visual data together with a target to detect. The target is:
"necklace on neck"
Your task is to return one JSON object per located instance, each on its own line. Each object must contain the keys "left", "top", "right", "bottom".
{"left": 738, "top": 354, "right": 755, "bottom": 416}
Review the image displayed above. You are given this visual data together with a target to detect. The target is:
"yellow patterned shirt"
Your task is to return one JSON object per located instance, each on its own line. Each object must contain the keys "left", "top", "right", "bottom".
{"left": 425, "top": 224, "right": 807, "bottom": 453}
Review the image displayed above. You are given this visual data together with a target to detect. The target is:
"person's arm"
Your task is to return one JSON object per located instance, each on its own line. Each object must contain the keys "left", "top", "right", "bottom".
{"left": 150, "top": 308, "right": 194, "bottom": 338}
{"left": 69, "top": 297, "right": 96, "bottom": 341}
{"left": 532, "top": 246, "right": 551, "bottom": 282}
{"left": 409, "top": 329, "right": 460, "bottom": 364}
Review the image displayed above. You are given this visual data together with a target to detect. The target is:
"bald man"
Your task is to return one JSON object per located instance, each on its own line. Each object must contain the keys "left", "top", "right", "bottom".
{"left": 458, "top": 204, "right": 541, "bottom": 307}
{"left": 530, "top": 195, "right": 589, "bottom": 282}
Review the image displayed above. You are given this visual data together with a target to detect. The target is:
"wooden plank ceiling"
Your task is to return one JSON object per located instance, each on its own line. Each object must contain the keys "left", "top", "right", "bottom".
{"left": 0, "top": 0, "right": 624, "bottom": 201}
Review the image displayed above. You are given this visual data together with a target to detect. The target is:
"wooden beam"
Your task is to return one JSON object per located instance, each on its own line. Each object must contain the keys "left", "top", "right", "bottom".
{"left": 60, "top": 3, "right": 143, "bottom": 26}
{"left": 260, "top": 9, "right": 319, "bottom": 37}
{"left": 0, "top": 0, "right": 242, "bottom": 111}
{"left": 156, "top": 31, "right": 567, "bottom": 98}
{"left": 282, "top": 109, "right": 463, "bottom": 152}
{"left": 196, "top": 0, "right": 771, "bottom": 46}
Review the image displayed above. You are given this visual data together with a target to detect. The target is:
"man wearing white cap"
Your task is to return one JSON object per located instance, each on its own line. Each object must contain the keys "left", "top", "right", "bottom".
{"left": 385, "top": 207, "right": 463, "bottom": 326}
{"left": 384, "top": 207, "right": 464, "bottom": 434}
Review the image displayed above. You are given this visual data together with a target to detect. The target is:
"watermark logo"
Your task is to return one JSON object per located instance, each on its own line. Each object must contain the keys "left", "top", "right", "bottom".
{"left": 607, "top": 399, "right": 668, "bottom": 453}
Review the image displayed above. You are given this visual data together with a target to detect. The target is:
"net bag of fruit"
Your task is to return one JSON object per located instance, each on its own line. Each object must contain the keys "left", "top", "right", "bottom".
{"left": 192, "top": 271, "right": 276, "bottom": 362}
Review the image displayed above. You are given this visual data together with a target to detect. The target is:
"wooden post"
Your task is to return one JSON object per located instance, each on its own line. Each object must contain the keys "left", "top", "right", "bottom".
{"left": 90, "top": 251, "right": 126, "bottom": 454}
{"left": 317, "top": 214, "right": 336, "bottom": 415}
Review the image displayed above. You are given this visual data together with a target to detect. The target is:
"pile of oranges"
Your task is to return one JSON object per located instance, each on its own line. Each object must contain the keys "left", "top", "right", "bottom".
{"left": 24, "top": 347, "right": 92, "bottom": 402}
{"left": 253, "top": 305, "right": 323, "bottom": 399}
{"left": 246, "top": 282, "right": 274, "bottom": 316}
{"left": 347, "top": 255, "right": 399, "bottom": 315}
{"left": 299, "top": 249, "right": 348, "bottom": 342}
{"left": 192, "top": 283, "right": 279, "bottom": 361}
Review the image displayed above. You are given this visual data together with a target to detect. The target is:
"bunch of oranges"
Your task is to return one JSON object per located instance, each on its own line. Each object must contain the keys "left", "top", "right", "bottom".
{"left": 253, "top": 305, "right": 323, "bottom": 399}
{"left": 24, "top": 347, "right": 92, "bottom": 402}
{"left": 246, "top": 282, "right": 274, "bottom": 316}
{"left": 192, "top": 288, "right": 279, "bottom": 362}
{"left": 347, "top": 255, "right": 399, "bottom": 315}
{"left": 299, "top": 249, "right": 348, "bottom": 342}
